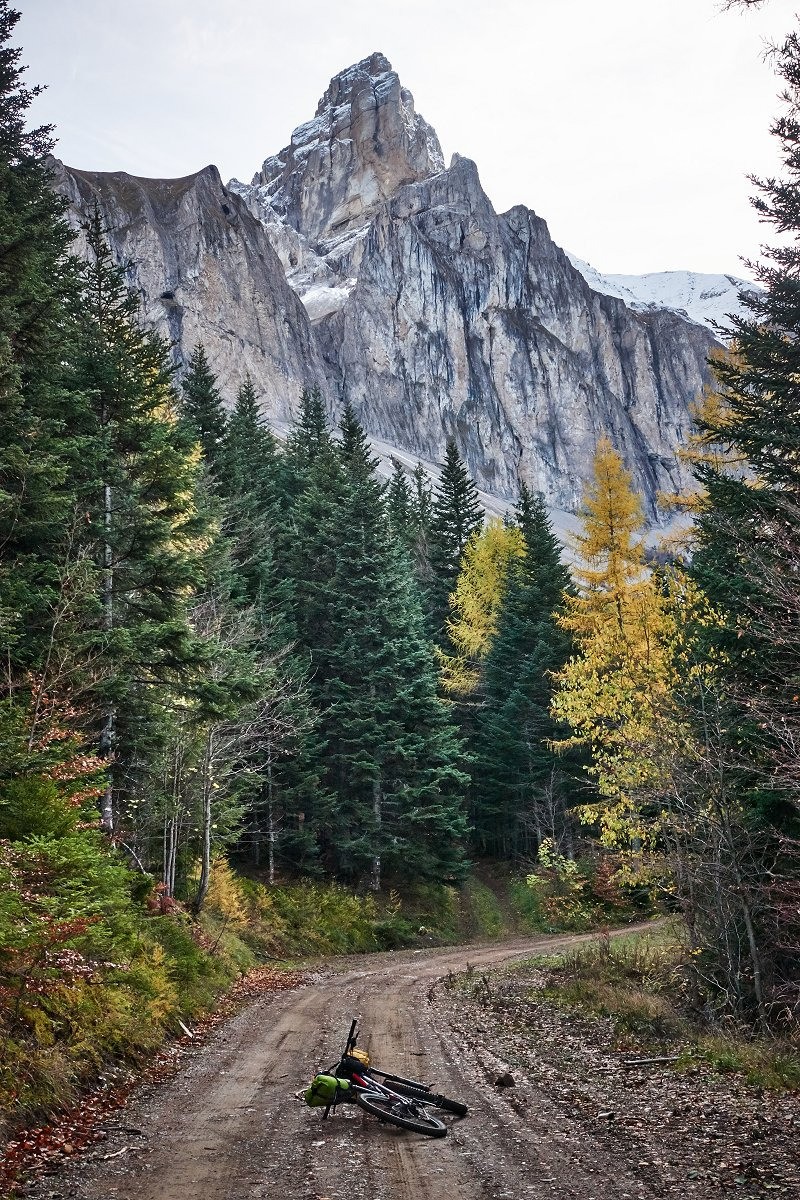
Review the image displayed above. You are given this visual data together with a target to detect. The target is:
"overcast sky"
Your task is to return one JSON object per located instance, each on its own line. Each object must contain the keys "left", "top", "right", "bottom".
{"left": 17, "top": 0, "right": 800, "bottom": 278}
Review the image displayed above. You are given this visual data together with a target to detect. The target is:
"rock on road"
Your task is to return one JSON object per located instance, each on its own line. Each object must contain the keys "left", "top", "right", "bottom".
{"left": 36, "top": 927, "right": 661, "bottom": 1200}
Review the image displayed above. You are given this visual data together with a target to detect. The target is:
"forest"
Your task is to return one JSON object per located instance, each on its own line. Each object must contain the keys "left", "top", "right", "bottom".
{"left": 0, "top": 0, "right": 798, "bottom": 1138}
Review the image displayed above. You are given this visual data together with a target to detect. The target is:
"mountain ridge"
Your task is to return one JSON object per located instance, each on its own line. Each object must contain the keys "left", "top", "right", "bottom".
{"left": 54, "top": 52, "right": 731, "bottom": 520}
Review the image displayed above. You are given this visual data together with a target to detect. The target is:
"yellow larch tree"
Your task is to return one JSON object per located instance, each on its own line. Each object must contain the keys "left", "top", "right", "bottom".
{"left": 438, "top": 518, "right": 525, "bottom": 697}
{"left": 658, "top": 346, "right": 746, "bottom": 553}
{"left": 550, "top": 437, "right": 679, "bottom": 851}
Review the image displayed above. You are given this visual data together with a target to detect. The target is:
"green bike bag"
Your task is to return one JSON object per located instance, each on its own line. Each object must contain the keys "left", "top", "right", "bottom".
{"left": 304, "top": 1073, "right": 349, "bottom": 1107}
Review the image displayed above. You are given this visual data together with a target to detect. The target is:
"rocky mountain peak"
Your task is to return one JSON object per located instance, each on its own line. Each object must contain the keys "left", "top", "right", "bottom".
{"left": 315, "top": 51, "right": 394, "bottom": 112}
{"left": 236, "top": 52, "right": 444, "bottom": 249}
{"left": 57, "top": 54, "right": 729, "bottom": 527}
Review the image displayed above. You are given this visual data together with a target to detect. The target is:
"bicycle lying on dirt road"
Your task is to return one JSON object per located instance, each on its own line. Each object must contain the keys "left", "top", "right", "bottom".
{"left": 304, "top": 1017, "right": 468, "bottom": 1138}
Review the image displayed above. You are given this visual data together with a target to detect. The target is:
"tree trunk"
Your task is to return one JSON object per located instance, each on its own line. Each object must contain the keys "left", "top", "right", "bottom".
{"left": 267, "top": 740, "right": 275, "bottom": 886}
{"left": 100, "top": 480, "right": 114, "bottom": 833}
{"left": 194, "top": 731, "right": 214, "bottom": 913}
{"left": 370, "top": 773, "right": 382, "bottom": 892}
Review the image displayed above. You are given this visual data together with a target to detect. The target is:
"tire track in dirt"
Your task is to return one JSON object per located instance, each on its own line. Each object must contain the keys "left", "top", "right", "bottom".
{"left": 27, "top": 925, "right": 657, "bottom": 1200}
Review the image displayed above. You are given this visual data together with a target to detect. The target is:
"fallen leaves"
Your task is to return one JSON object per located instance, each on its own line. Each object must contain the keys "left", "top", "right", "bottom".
{"left": 0, "top": 965, "right": 303, "bottom": 1196}
{"left": 435, "top": 964, "right": 800, "bottom": 1199}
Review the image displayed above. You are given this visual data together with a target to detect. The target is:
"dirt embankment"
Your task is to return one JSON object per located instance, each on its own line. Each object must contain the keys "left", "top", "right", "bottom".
{"left": 20, "top": 927, "right": 798, "bottom": 1200}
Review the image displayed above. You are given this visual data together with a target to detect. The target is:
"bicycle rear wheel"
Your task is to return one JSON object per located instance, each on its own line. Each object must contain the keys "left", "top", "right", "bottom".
{"left": 384, "top": 1081, "right": 468, "bottom": 1118}
{"left": 354, "top": 1090, "right": 447, "bottom": 1137}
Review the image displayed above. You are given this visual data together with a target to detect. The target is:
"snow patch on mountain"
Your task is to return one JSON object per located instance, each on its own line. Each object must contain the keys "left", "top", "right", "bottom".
{"left": 300, "top": 282, "right": 356, "bottom": 322}
{"left": 568, "top": 254, "right": 758, "bottom": 333}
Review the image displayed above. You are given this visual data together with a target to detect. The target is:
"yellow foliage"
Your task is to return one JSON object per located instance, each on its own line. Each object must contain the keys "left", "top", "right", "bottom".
{"left": 569, "top": 436, "right": 646, "bottom": 606}
{"left": 551, "top": 437, "right": 682, "bottom": 851}
{"left": 658, "top": 348, "right": 749, "bottom": 549}
{"left": 439, "top": 519, "right": 524, "bottom": 695}
{"left": 201, "top": 856, "right": 249, "bottom": 923}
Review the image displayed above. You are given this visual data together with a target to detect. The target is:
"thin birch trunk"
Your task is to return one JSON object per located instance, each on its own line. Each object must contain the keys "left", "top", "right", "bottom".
{"left": 100, "top": 480, "right": 114, "bottom": 833}
{"left": 370, "top": 773, "right": 382, "bottom": 892}
{"left": 194, "top": 731, "right": 214, "bottom": 912}
{"left": 268, "top": 741, "right": 277, "bottom": 885}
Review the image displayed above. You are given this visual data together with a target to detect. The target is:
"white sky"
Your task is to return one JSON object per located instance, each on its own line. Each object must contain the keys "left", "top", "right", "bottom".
{"left": 17, "top": 0, "right": 800, "bottom": 278}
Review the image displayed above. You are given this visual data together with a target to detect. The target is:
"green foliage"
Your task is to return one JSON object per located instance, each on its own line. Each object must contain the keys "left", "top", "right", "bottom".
{"left": 472, "top": 485, "right": 580, "bottom": 859}
{"left": 0, "top": 776, "right": 78, "bottom": 840}
{"left": 427, "top": 441, "right": 484, "bottom": 636}
{"left": 180, "top": 344, "right": 227, "bottom": 475}
{"left": 282, "top": 405, "right": 470, "bottom": 885}
{"left": 689, "top": 1037, "right": 800, "bottom": 1090}
{"left": 525, "top": 839, "right": 594, "bottom": 931}
{"left": 459, "top": 877, "right": 506, "bottom": 938}
{"left": 674, "top": 33, "right": 800, "bottom": 1027}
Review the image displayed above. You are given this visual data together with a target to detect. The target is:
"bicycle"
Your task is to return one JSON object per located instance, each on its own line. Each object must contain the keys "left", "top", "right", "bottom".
{"left": 304, "top": 1017, "right": 468, "bottom": 1137}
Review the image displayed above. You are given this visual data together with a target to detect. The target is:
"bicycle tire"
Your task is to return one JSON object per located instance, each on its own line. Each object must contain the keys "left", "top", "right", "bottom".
{"left": 354, "top": 1090, "right": 447, "bottom": 1137}
{"left": 385, "top": 1081, "right": 468, "bottom": 1118}
{"left": 378, "top": 1072, "right": 428, "bottom": 1091}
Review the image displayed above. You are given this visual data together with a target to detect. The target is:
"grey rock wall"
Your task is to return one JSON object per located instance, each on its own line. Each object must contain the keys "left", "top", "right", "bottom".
{"left": 55, "top": 160, "right": 325, "bottom": 421}
{"left": 54, "top": 53, "right": 721, "bottom": 520}
{"left": 313, "top": 155, "right": 716, "bottom": 514}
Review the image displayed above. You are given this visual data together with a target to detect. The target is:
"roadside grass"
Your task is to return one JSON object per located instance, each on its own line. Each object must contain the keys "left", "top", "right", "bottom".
{"left": 454, "top": 925, "right": 800, "bottom": 1092}
{"left": 448, "top": 856, "right": 652, "bottom": 942}
{"left": 0, "top": 854, "right": 656, "bottom": 1140}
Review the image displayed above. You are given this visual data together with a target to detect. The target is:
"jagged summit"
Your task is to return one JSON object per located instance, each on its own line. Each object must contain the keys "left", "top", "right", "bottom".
{"left": 314, "top": 51, "right": 395, "bottom": 114}
{"left": 231, "top": 53, "right": 443, "bottom": 249}
{"left": 55, "top": 53, "right": 729, "bottom": 522}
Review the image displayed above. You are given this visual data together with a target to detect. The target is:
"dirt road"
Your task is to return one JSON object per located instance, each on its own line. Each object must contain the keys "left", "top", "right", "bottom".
{"left": 26, "top": 926, "right": 699, "bottom": 1200}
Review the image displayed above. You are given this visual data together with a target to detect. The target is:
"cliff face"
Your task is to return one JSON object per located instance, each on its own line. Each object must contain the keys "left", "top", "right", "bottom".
{"left": 310, "top": 155, "right": 714, "bottom": 512}
{"left": 55, "top": 53, "right": 721, "bottom": 518}
{"left": 54, "top": 160, "right": 325, "bottom": 419}
{"left": 247, "top": 51, "right": 444, "bottom": 247}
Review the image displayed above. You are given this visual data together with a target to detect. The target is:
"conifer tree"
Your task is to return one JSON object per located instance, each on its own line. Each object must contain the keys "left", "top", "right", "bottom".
{"left": 689, "top": 32, "right": 800, "bottom": 830}
{"left": 387, "top": 459, "right": 437, "bottom": 599}
{"left": 676, "top": 29, "right": 800, "bottom": 1021}
{"left": 550, "top": 439, "right": 674, "bottom": 848}
{"left": 220, "top": 376, "right": 324, "bottom": 874}
{"left": 281, "top": 386, "right": 332, "bottom": 490}
{"left": 219, "top": 375, "right": 286, "bottom": 615}
{"left": 427, "top": 441, "right": 484, "bottom": 636}
{"left": 284, "top": 407, "right": 469, "bottom": 884}
{"left": 387, "top": 459, "right": 416, "bottom": 553}
{"left": 67, "top": 211, "right": 208, "bottom": 831}
{"left": 0, "top": 1, "right": 87, "bottom": 675}
{"left": 180, "top": 344, "right": 227, "bottom": 477}
{"left": 473, "top": 486, "right": 579, "bottom": 859}
{"left": 439, "top": 518, "right": 525, "bottom": 698}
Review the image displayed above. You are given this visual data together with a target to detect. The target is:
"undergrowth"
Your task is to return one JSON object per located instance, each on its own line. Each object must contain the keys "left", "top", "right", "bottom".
{"left": 464, "top": 927, "right": 800, "bottom": 1091}
{"left": 0, "top": 795, "right": 652, "bottom": 1142}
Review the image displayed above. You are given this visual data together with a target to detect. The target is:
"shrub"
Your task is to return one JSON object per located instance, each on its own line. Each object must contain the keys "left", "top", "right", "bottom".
{"left": 0, "top": 776, "right": 79, "bottom": 840}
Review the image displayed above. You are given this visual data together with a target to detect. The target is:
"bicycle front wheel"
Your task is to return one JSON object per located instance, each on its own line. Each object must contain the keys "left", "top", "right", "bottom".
{"left": 354, "top": 1090, "right": 447, "bottom": 1137}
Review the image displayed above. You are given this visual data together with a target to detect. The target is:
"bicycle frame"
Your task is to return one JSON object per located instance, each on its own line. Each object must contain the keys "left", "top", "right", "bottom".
{"left": 321, "top": 1017, "right": 436, "bottom": 1119}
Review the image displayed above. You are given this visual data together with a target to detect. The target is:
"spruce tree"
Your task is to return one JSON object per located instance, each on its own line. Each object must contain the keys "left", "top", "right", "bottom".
{"left": 67, "top": 211, "right": 208, "bottom": 831}
{"left": 427, "top": 441, "right": 484, "bottom": 636}
{"left": 473, "top": 486, "right": 578, "bottom": 859}
{"left": 689, "top": 31, "right": 800, "bottom": 830}
{"left": 220, "top": 375, "right": 286, "bottom": 616}
{"left": 387, "top": 459, "right": 415, "bottom": 553}
{"left": 219, "top": 375, "right": 324, "bottom": 875}
{"left": 180, "top": 344, "right": 227, "bottom": 477}
{"left": 284, "top": 407, "right": 469, "bottom": 884}
{"left": 0, "top": 2, "right": 87, "bottom": 673}
{"left": 679, "top": 30, "right": 800, "bottom": 1021}
{"left": 387, "top": 459, "right": 437, "bottom": 599}
{"left": 280, "top": 385, "right": 332, "bottom": 494}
